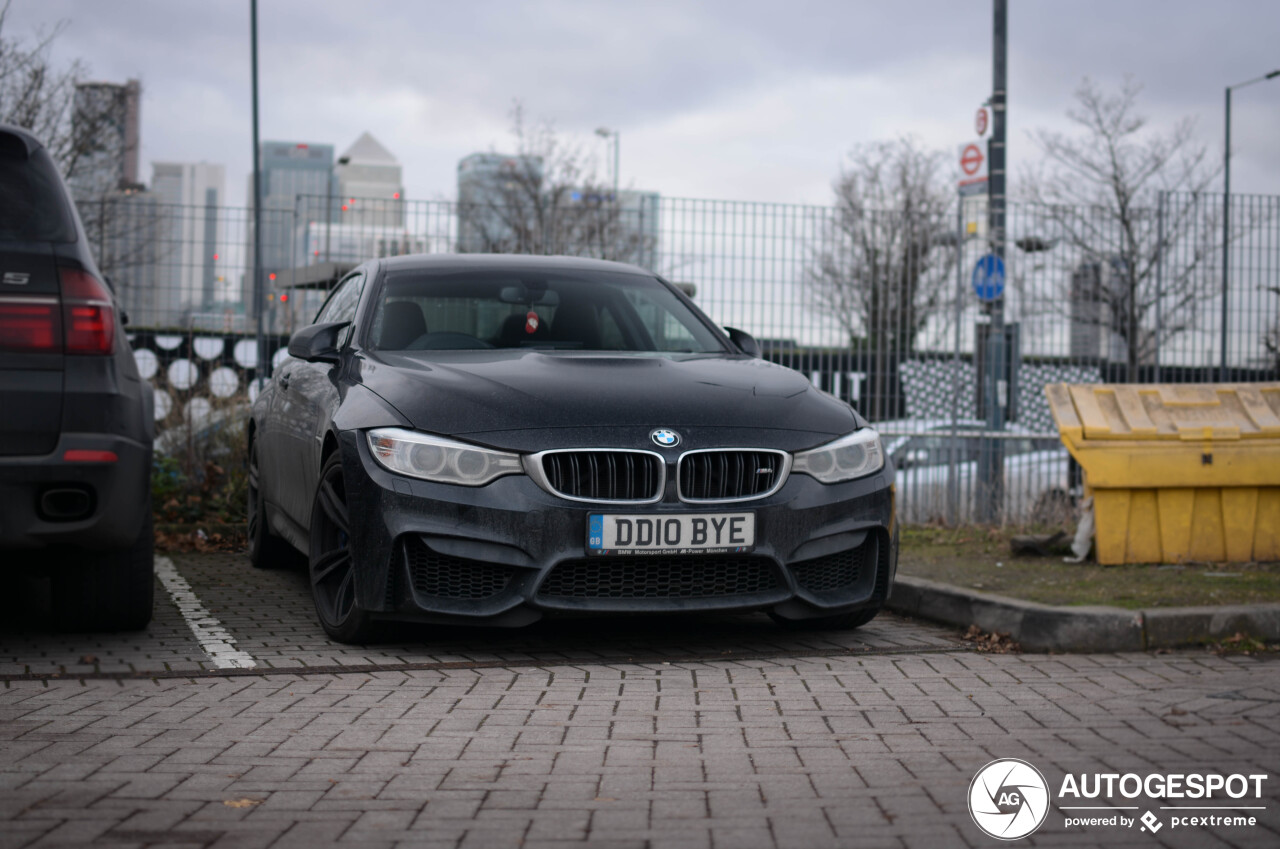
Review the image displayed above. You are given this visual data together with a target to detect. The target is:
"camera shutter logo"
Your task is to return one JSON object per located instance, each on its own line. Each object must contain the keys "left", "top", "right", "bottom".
{"left": 968, "top": 758, "right": 1050, "bottom": 840}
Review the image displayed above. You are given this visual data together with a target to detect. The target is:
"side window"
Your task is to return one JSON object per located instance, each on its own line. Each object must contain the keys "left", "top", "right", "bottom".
{"left": 619, "top": 288, "right": 709, "bottom": 352}
{"left": 315, "top": 273, "right": 365, "bottom": 346}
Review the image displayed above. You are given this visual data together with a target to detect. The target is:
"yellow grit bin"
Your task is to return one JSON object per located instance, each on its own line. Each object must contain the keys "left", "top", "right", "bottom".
{"left": 1045, "top": 383, "right": 1280, "bottom": 565}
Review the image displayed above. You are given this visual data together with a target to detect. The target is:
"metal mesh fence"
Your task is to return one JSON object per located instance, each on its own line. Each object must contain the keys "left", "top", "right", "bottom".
{"left": 94, "top": 189, "right": 1280, "bottom": 525}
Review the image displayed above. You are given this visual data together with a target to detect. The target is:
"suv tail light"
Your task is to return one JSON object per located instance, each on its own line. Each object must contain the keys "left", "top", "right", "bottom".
{"left": 59, "top": 268, "right": 114, "bottom": 354}
{"left": 0, "top": 297, "right": 61, "bottom": 352}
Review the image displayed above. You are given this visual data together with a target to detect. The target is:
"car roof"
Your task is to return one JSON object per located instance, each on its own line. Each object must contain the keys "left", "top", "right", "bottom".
{"left": 0, "top": 123, "right": 46, "bottom": 159}
{"left": 376, "top": 253, "right": 655, "bottom": 277}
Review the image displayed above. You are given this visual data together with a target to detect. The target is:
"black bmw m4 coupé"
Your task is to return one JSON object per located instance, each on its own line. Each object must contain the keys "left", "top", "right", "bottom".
{"left": 249, "top": 255, "right": 897, "bottom": 642}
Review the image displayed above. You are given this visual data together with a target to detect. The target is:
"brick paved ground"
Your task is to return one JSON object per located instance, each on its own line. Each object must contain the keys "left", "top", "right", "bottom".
{"left": 0, "top": 553, "right": 1277, "bottom": 848}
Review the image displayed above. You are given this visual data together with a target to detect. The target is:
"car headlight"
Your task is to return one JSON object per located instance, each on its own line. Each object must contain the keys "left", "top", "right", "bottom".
{"left": 792, "top": 428, "right": 884, "bottom": 483}
{"left": 366, "top": 427, "right": 523, "bottom": 486}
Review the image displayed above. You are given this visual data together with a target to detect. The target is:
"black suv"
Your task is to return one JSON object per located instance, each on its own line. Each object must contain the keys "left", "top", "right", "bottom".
{"left": 0, "top": 123, "right": 154, "bottom": 630}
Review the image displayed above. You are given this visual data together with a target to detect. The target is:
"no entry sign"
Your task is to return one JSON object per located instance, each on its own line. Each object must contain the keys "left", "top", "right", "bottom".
{"left": 958, "top": 141, "right": 989, "bottom": 196}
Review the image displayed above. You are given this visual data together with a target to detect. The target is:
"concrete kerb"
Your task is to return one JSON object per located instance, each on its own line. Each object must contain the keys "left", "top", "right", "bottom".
{"left": 887, "top": 575, "right": 1280, "bottom": 653}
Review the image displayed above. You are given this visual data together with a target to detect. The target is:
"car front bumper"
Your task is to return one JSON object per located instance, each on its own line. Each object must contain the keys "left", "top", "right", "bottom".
{"left": 338, "top": 431, "right": 898, "bottom": 627}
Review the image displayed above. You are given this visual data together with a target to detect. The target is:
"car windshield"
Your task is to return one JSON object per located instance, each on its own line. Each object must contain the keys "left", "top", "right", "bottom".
{"left": 369, "top": 269, "right": 727, "bottom": 354}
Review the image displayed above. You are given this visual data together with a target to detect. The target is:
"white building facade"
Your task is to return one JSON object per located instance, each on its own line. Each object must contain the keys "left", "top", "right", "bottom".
{"left": 151, "top": 162, "right": 227, "bottom": 312}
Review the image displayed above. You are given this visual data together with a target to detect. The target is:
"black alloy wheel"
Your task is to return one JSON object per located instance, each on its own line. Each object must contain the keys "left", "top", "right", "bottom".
{"left": 309, "top": 452, "right": 376, "bottom": 643}
{"left": 247, "top": 439, "right": 294, "bottom": 569}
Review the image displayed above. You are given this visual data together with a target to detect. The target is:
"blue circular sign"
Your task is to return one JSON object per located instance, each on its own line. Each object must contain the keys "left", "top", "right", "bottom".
{"left": 972, "top": 254, "right": 1005, "bottom": 301}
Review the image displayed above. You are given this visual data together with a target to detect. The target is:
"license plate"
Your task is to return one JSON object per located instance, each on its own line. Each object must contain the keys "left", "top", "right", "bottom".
{"left": 586, "top": 512, "right": 755, "bottom": 555}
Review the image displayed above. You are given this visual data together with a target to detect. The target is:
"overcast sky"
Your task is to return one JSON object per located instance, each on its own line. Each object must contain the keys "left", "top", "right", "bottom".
{"left": 7, "top": 0, "right": 1280, "bottom": 208}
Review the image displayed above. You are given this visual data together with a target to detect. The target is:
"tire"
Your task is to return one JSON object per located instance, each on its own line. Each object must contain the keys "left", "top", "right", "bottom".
{"left": 54, "top": 504, "right": 155, "bottom": 632}
{"left": 769, "top": 606, "right": 881, "bottom": 631}
{"left": 248, "top": 438, "right": 295, "bottom": 569}
{"left": 309, "top": 451, "right": 377, "bottom": 644}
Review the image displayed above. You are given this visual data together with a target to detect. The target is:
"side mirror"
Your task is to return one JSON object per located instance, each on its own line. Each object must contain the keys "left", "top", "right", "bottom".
{"left": 288, "top": 321, "right": 349, "bottom": 364}
{"left": 725, "top": 327, "right": 760, "bottom": 358}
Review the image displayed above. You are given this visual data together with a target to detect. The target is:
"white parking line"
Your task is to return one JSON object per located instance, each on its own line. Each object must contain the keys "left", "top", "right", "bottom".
{"left": 154, "top": 556, "right": 257, "bottom": 669}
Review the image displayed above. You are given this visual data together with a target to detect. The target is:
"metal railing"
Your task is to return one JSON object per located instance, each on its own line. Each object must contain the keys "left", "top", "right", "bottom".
{"left": 87, "top": 189, "right": 1280, "bottom": 525}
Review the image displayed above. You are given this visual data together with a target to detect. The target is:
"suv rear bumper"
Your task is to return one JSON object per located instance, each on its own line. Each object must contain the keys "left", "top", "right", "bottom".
{"left": 0, "top": 433, "right": 151, "bottom": 551}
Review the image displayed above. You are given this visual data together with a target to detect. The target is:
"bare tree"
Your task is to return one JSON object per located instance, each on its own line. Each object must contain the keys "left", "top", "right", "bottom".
{"left": 0, "top": 2, "right": 126, "bottom": 192}
{"left": 805, "top": 137, "right": 956, "bottom": 354}
{"left": 0, "top": 4, "right": 173, "bottom": 329}
{"left": 1024, "top": 77, "right": 1221, "bottom": 376}
{"left": 457, "top": 103, "right": 655, "bottom": 264}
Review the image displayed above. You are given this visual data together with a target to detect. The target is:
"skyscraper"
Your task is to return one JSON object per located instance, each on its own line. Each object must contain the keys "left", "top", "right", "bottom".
{"left": 242, "top": 141, "right": 338, "bottom": 310}
{"left": 152, "top": 162, "right": 226, "bottom": 312}
{"left": 336, "top": 132, "right": 404, "bottom": 227}
{"left": 296, "top": 132, "right": 412, "bottom": 267}
{"left": 67, "top": 79, "right": 141, "bottom": 201}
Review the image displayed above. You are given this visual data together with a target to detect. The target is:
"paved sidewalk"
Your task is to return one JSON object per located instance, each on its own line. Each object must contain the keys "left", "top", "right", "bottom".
{"left": 0, "top": 555, "right": 1277, "bottom": 848}
{"left": 0, "top": 554, "right": 958, "bottom": 677}
{"left": 3, "top": 649, "right": 1279, "bottom": 846}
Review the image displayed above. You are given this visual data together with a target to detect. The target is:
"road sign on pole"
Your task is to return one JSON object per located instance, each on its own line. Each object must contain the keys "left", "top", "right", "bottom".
{"left": 972, "top": 253, "right": 1005, "bottom": 301}
{"left": 975, "top": 106, "right": 989, "bottom": 136}
{"left": 958, "top": 142, "right": 988, "bottom": 196}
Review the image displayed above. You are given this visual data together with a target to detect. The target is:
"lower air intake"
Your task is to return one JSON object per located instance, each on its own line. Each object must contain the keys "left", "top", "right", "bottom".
{"left": 538, "top": 555, "right": 779, "bottom": 599}
{"left": 789, "top": 546, "right": 863, "bottom": 595}
{"left": 403, "top": 537, "right": 515, "bottom": 600}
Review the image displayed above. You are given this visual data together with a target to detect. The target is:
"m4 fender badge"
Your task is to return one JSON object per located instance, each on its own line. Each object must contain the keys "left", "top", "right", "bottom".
{"left": 650, "top": 428, "right": 681, "bottom": 448}
{"left": 3, "top": 272, "right": 31, "bottom": 286}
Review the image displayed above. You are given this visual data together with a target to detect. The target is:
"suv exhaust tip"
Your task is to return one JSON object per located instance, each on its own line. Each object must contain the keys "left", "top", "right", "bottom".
{"left": 38, "top": 487, "right": 94, "bottom": 522}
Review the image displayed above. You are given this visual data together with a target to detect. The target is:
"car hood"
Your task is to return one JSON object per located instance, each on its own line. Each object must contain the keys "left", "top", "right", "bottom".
{"left": 356, "top": 350, "right": 855, "bottom": 450}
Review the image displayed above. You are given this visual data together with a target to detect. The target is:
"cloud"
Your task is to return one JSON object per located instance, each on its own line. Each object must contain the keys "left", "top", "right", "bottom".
{"left": 5, "top": 0, "right": 1278, "bottom": 207}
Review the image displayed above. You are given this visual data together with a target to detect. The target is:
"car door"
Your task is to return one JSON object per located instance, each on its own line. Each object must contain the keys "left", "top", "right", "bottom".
{"left": 275, "top": 271, "right": 365, "bottom": 528}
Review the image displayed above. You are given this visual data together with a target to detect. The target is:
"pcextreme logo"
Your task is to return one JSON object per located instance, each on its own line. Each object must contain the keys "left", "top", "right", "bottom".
{"left": 968, "top": 759, "right": 1271, "bottom": 841}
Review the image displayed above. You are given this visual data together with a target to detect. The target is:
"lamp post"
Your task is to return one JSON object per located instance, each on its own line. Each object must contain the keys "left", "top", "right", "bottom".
{"left": 1221, "top": 70, "right": 1280, "bottom": 382}
{"left": 324, "top": 155, "right": 350, "bottom": 263}
{"left": 594, "top": 127, "right": 620, "bottom": 202}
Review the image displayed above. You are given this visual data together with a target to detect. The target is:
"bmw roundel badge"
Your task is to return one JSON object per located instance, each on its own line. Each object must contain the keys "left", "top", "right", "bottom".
{"left": 650, "top": 428, "right": 681, "bottom": 448}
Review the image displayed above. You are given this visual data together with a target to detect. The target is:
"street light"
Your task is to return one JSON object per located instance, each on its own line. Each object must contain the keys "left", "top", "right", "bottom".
{"left": 594, "top": 127, "right": 620, "bottom": 203}
{"left": 325, "top": 155, "right": 350, "bottom": 263}
{"left": 1221, "top": 69, "right": 1280, "bottom": 382}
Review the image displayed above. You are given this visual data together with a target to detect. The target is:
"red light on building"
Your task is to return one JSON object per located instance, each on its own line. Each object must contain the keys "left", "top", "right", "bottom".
{"left": 341, "top": 205, "right": 348, "bottom": 211}
{"left": 213, "top": 253, "right": 219, "bottom": 261}
{"left": 268, "top": 272, "right": 277, "bottom": 281}
{"left": 393, "top": 192, "right": 400, "bottom": 199}
{"left": 280, "top": 293, "right": 289, "bottom": 303}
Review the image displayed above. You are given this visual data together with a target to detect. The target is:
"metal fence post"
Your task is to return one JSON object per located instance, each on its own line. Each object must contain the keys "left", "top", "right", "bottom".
{"left": 1155, "top": 191, "right": 1165, "bottom": 383}
{"left": 948, "top": 197, "right": 964, "bottom": 525}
